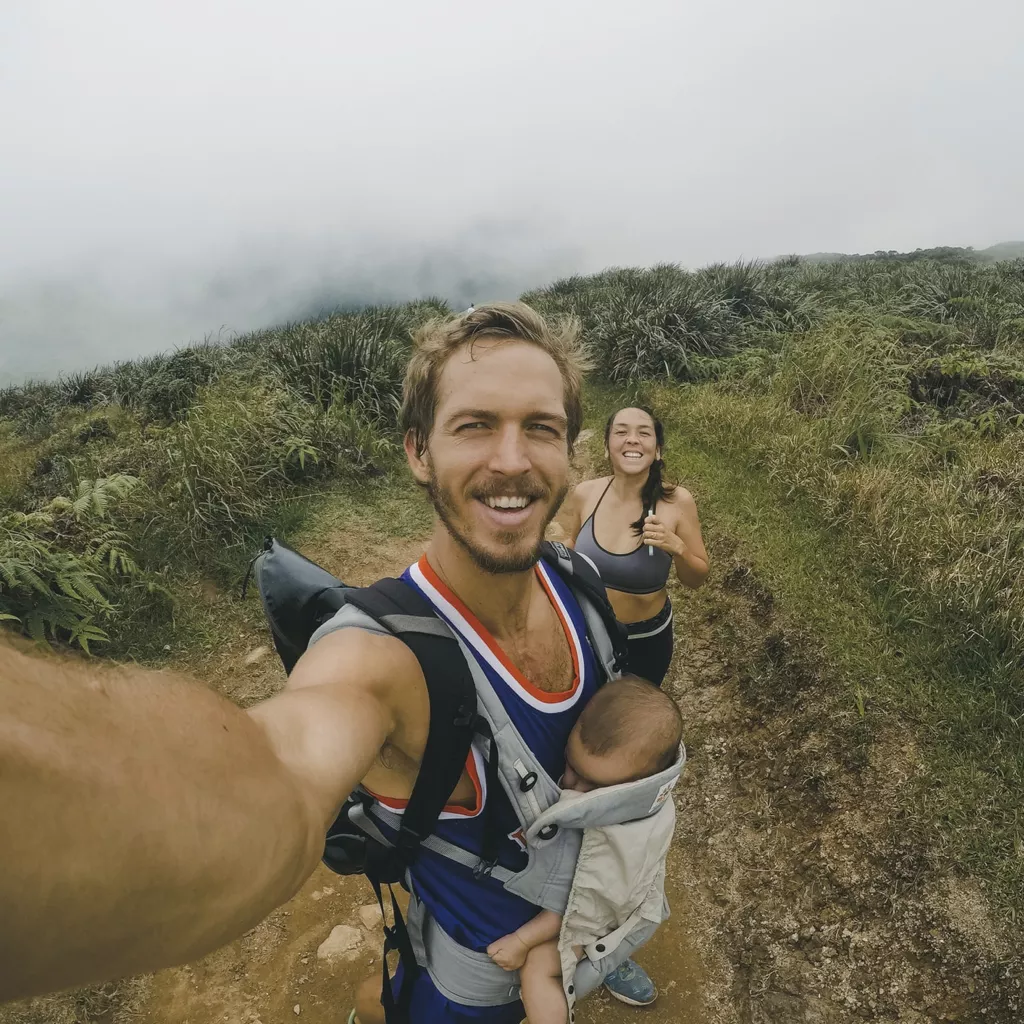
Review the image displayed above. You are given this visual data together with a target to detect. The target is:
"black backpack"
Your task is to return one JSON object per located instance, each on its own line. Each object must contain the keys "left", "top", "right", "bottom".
{"left": 242, "top": 535, "right": 628, "bottom": 1021}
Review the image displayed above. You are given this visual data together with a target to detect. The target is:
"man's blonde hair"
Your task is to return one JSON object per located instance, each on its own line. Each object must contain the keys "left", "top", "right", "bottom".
{"left": 400, "top": 301, "right": 590, "bottom": 456}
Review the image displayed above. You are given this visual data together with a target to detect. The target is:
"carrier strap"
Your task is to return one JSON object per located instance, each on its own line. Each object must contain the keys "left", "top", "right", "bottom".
{"left": 343, "top": 579, "right": 486, "bottom": 1024}
{"left": 367, "top": 804, "right": 518, "bottom": 883}
{"left": 540, "top": 540, "right": 630, "bottom": 679}
{"left": 371, "top": 876, "right": 418, "bottom": 1024}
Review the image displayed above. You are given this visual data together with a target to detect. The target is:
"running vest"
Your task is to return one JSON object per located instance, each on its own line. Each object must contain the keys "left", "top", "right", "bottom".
{"left": 308, "top": 552, "right": 685, "bottom": 1008}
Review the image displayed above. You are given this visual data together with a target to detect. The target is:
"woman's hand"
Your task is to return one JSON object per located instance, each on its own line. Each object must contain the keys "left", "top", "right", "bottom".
{"left": 486, "top": 931, "right": 530, "bottom": 971}
{"left": 642, "top": 514, "right": 684, "bottom": 556}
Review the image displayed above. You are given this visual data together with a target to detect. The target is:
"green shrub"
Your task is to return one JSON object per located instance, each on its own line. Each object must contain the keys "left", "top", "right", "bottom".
{"left": 664, "top": 318, "right": 1024, "bottom": 690}
{"left": 134, "top": 376, "right": 398, "bottom": 566}
{"left": 527, "top": 261, "right": 818, "bottom": 384}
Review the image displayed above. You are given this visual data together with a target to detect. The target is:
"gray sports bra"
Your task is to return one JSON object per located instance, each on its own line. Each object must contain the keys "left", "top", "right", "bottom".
{"left": 574, "top": 480, "right": 673, "bottom": 595}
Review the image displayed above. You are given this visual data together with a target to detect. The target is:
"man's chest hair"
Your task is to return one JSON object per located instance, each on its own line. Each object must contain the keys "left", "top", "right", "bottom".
{"left": 504, "top": 612, "right": 575, "bottom": 694}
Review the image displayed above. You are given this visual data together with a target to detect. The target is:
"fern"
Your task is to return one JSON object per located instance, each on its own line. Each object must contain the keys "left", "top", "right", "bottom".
{"left": 70, "top": 474, "right": 138, "bottom": 520}
{"left": 0, "top": 475, "right": 143, "bottom": 651}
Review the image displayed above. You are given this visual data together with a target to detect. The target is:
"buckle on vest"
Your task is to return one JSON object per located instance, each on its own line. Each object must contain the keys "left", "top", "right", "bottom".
{"left": 472, "top": 856, "right": 497, "bottom": 880}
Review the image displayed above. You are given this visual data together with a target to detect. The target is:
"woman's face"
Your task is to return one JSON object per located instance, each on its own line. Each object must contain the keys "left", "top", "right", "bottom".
{"left": 606, "top": 408, "right": 659, "bottom": 478}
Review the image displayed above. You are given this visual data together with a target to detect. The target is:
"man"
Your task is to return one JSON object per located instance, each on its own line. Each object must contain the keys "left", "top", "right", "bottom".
{"left": 0, "top": 303, "right": 659, "bottom": 1019}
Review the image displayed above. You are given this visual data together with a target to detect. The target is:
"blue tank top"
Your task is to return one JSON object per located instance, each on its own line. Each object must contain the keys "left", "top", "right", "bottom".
{"left": 574, "top": 480, "right": 673, "bottom": 595}
{"left": 365, "top": 555, "right": 599, "bottom": 952}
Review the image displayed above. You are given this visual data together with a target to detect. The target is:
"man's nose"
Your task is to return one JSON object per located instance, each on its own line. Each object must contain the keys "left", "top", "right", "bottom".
{"left": 488, "top": 424, "right": 531, "bottom": 475}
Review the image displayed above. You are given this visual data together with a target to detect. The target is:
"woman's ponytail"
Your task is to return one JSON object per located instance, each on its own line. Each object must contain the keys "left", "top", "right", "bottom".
{"left": 632, "top": 456, "right": 670, "bottom": 536}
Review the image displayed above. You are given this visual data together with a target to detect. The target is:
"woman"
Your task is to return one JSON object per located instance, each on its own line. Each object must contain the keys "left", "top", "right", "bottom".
{"left": 560, "top": 406, "right": 709, "bottom": 687}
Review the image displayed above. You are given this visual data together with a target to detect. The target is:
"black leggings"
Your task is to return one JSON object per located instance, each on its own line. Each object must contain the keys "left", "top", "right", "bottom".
{"left": 624, "top": 599, "right": 674, "bottom": 687}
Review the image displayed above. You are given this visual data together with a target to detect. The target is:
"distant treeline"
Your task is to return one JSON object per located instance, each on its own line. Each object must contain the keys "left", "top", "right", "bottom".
{"left": 798, "top": 241, "right": 1024, "bottom": 265}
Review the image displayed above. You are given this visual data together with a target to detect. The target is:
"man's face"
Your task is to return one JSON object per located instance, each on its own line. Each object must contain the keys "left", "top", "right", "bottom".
{"left": 405, "top": 339, "right": 571, "bottom": 574}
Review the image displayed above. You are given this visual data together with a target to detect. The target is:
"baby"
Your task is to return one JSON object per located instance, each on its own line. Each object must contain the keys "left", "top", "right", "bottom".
{"left": 486, "top": 675, "right": 683, "bottom": 1024}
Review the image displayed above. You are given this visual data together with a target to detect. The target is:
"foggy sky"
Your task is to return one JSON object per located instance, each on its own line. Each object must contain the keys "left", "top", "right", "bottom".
{"left": 2, "top": 0, "right": 1023, "bottom": 382}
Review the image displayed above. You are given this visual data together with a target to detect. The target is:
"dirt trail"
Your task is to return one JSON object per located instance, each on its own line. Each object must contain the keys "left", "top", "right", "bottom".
{"left": 113, "top": 447, "right": 1022, "bottom": 1023}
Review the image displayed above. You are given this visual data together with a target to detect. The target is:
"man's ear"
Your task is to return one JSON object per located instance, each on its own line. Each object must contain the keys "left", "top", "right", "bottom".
{"left": 404, "top": 430, "right": 431, "bottom": 485}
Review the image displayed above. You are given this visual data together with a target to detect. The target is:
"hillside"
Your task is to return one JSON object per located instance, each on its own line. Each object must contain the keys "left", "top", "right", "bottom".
{"left": 2, "top": 251, "right": 1023, "bottom": 1022}
{"left": 800, "top": 240, "right": 1024, "bottom": 265}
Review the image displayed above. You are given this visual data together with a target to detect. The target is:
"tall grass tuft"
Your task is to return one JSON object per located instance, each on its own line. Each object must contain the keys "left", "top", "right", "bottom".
{"left": 526, "top": 261, "right": 818, "bottom": 383}
{"left": 264, "top": 303, "right": 440, "bottom": 424}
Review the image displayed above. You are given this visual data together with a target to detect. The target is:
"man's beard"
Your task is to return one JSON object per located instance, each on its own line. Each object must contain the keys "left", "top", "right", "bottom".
{"left": 426, "top": 468, "right": 568, "bottom": 574}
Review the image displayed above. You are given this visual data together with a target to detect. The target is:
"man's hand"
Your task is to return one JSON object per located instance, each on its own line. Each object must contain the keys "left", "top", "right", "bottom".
{"left": 487, "top": 931, "right": 530, "bottom": 971}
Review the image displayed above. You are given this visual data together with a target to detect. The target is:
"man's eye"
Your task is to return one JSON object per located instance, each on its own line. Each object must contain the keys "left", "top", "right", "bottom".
{"left": 457, "top": 421, "right": 487, "bottom": 431}
{"left": 529, "top": 423, "right": 559, "bottom": 435}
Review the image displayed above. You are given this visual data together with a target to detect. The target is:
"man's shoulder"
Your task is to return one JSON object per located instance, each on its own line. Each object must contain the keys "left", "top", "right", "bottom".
{"left": 290, "top": 604, "right": 426, "bottom": 700}
{"left": 309, "top": 602, "right": 393, "bottom": 647}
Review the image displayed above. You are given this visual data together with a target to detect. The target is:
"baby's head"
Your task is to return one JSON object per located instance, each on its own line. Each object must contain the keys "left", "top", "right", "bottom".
{"left": 563, "top": 675, "right": 682, "bottom": 793}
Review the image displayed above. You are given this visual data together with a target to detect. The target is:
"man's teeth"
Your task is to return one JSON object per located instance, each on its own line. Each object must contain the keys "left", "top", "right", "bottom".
{"left": 484, "top": 496, "right": 531, "bottom": 509}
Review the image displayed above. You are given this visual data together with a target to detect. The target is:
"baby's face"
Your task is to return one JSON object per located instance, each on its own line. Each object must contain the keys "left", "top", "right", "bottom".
{"left": 561, "top": 725, "right": 640, "bottom": 793}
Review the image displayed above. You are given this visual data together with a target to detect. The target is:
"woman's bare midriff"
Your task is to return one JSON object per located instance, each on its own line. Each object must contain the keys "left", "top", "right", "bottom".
{"left": 607, "top": 586, "right": 668, "bottom": 626}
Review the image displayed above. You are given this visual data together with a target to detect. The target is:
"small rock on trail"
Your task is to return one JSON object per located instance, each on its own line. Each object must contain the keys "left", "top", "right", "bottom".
{"left": 316, "top": 924, "right": 363, "bottom": 963}
{"left": 358, "top": 904, "right": 383, "bottom": 930}
{"left": 243, "top": 645, "right": 271, "bottom": 666}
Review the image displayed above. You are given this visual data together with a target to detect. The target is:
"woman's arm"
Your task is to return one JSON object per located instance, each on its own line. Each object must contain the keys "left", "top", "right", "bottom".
{"left": 642, "top": 488, "right": 709, "bottom": 589}
{"left": 668, "top": 488, "right": 709, "bottom": 588}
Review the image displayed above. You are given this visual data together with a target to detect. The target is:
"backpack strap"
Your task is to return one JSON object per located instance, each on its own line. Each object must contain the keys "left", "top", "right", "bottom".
{"left": 540, "top": 540, "right": 630, "bottom": 681}
{"left": 246, "top": 540, "right": 500, "bottom": 1024}
{"left": 343, "top": 578, "right": 479, "bottom": 866}
{"left": 343, "top": 578, "right": 486, "bottom": 1024}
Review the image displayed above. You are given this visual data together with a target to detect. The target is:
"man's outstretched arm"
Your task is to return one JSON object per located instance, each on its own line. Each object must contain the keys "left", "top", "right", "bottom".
{"left": 0, "top": 629, "right": 413, "bottom": 1002}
